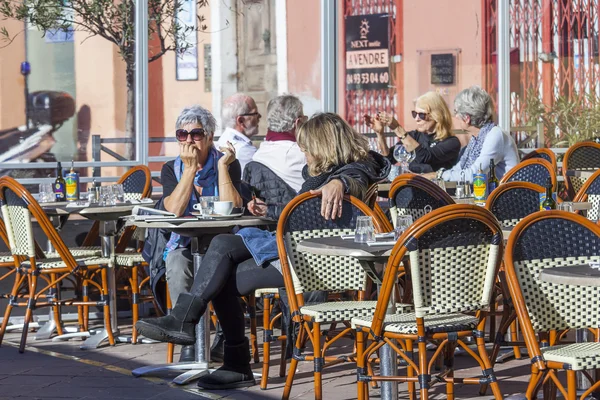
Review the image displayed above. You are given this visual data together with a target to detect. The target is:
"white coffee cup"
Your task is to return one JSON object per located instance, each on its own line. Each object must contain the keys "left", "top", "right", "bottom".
{"left": 213, "top": 201, "right": 234, "bottom": 215}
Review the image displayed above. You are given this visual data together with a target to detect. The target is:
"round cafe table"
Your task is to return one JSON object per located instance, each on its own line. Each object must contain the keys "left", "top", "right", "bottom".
{"left": 127, "top": 216, "right": 275, "bottom": 385}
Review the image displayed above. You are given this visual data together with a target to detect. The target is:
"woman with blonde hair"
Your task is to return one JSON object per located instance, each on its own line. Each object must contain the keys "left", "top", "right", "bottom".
{"left": 365, "top": 91, "right": 461, "bottom": 173}
{"left": 136, "top": 112, "right": 390, "bottom": 391}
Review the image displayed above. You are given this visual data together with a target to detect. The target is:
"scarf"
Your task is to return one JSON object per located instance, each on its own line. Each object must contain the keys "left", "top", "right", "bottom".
{"left": 265, "top": 129, "right": 296, "bottom": 142}
{"left": 163, "top": 147, "right": 223, "bottom": 260}
{"left": 459, "top": 122, "right": 496, "bottom": 170}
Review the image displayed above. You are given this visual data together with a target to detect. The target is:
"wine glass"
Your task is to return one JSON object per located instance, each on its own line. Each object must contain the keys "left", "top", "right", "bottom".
{"left": 393, "top": 144, "right": 414, "bottom": 173}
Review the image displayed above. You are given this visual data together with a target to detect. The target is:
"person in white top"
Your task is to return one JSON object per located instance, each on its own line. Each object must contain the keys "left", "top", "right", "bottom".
{"left": 215, "top": 93, "right": 260, "bottom": 171}
{"left": 250, "top": 94, "right": 307, "bottom": 192}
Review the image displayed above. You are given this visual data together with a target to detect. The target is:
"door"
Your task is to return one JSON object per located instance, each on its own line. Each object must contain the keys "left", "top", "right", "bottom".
{"left": 237, "top": 0, "right": 278, "bottom": 137}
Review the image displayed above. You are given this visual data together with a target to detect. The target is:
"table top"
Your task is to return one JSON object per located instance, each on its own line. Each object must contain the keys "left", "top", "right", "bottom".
{"left": 297, "top": 236, "right": 393, "bottom": 260}
{"left": 539, "top": 264, "right": 600, "bottom": 287}
{"left": 41, "top": 202, "right": 141, "bottom": 221}
{"left": 126, "top": 216, "right": 276, "bottom": 237}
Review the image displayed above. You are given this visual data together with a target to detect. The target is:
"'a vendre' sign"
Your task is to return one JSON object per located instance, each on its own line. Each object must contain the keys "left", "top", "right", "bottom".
{"left": 345, "top": 14, "right": 390, "bottom": 90}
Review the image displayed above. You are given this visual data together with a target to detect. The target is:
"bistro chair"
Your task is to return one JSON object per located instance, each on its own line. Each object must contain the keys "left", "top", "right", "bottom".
{"left": 573, "top": 168, "right": 600, "bottom": 223}
{"left": 353, "top": 204, "right": 504, "bottom": 400}
{"left": 483, "top": 182, "right": 547, "bottom": 374}
{"left": 276, "top": 192, "right": 389, "bottom": 399}
{"left": 499, "top": 158, "right": 556, "bottom": 191}
{"left": 255, "top": 287, "right": 287, "bottom": 389}
{"left": 504, "top": 211, "right": 600, "bottom": 399}
{"left": 389, "top": 173, "right": 455, "bottom": 224}
{"left": 0, "top": 177, "right": 113, "bottom": 353}
{"left": 521, "top": 148, "right": 557, "bottom": 171}
{"left": 77, "top": 166, "right": 151, "bottom": 336}
{"left": 563, "top": 141, "right": 600, "bottom": 200}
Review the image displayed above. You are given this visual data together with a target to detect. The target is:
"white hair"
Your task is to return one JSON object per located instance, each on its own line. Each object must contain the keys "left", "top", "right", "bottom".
{"left": 175, "top": 105, "right": 217, "bottom": 136}
{"left": 221, "top": 93, "right": 252, "bottom": 129}
{"left": 454, "top": 86, "right": 495, "bottom": 128}
{"left": 266, "top": 95, "right": 303, "bottom": 132}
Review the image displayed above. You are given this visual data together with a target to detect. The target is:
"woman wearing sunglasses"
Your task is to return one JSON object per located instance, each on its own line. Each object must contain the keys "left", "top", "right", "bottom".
{"left": 157, "top": 105, "right": 243, "bottom": 357}
{"left": 136, "top": 113, "right": 390, "bottom": 390}
{"left": 365, "top": 91, "right": 461, "bottom": 173}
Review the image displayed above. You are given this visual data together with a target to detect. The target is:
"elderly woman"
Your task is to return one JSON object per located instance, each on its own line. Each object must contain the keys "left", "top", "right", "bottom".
{"left": 159, "top": 105, "right": 241, "bottom": 353}
{"left": 365, "top": 91, "right": 460, "bottom": 173}
{"left": 425, "top": 86, "right": 519, "bottom": 182}
{"left": 136, "top": 113, "right": 390, "bottom": 390}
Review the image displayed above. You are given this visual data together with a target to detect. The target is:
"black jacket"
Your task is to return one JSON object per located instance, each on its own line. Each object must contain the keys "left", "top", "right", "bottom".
{"left": 243, "top": 161, "right": 298, "bottom": 220}
{"left": 386, "top": 131, "right": 460, "bottom": 173}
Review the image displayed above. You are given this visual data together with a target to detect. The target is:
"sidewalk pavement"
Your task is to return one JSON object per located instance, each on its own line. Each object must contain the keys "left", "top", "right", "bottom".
{"left": 1, "top": 320, "right": 533, "bottom": 400}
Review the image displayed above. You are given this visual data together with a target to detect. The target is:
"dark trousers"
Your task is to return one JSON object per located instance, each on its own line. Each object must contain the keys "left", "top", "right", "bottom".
{"left": 190, "top": 234, "right": 283, "bottom": 345}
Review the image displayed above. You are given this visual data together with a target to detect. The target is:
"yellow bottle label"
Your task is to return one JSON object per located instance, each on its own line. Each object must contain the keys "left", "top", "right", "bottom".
{"left": 65, "top": 174, "right": 79, "bottom": 201}
{"left": 473, "top": 173, "right": 487, "bottom": 203}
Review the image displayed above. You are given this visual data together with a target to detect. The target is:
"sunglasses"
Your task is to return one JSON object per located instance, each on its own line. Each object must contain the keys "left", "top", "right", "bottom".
{"left": 239, "top": 112, "right": 261, "bottom": 117}
{"left": 176, "top": 128, "right": 207, "bottom": 142}
{"left": 411, "top": 111, "right": 429, "bottom": 120}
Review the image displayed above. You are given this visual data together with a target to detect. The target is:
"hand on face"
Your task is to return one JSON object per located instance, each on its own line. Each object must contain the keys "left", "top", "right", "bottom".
{"left": 310, "top": 179, "right": 345, "bottom": 220}
{"left": 179, "top": 142, "right": 200, "bottom": 170}
{"left": 248, "top": 198, "right": 267, "bottom": 216}
{"left": 218, "top": 141, "right": 237, "bottom": 167}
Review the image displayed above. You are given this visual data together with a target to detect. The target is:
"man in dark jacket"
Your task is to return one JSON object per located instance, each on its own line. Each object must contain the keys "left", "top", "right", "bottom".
{"left": 243, "top": 94, "right": 307, "bottom": 217}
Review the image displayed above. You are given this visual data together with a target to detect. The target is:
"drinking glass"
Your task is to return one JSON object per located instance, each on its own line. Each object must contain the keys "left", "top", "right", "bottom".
{"left": 354, "top": 216, "right": 375, "bottom": 243}
{"left": 393, "top": 144, "right": 414, "bottom": 173}
{"left": 394, "top": 215, "right": 413, "bottom": 240}
{"left": 38, "top": 183, "right": 54, "bottom": 203}
{"left": 112, "top": 184, "right": 125, "bottom": 203}
{"left": 100, "top": 186, "right": 116, "bottom": 206}
{"left": 558, "top": 202, "right": 574, "bottom": 213}
{"left": 197, "top": 196, "right": 219, "bottom": 215}
{"left": 432, "top": 177, "right": 446, "bottom": 192}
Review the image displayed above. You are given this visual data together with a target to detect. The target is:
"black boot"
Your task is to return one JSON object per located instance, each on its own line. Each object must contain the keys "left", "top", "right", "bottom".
{"left": 179, "top": 345, "right": 195, "bottom": 363}
{"left": 197, "top": 338, "right": 256, "bottom": 390}
{"left": 135, "top": 293, "right": 207, "bottom": 345}
{"left": 210, "top": 325, "right": 225, "bottom": 363}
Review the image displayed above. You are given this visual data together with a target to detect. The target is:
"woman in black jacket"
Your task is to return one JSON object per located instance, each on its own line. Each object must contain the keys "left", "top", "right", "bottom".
{"left": 135, "top": 113, "right": 390, "bottom": 390}
{"left": 365, "top": 91, "right": 461, "bottom": 173}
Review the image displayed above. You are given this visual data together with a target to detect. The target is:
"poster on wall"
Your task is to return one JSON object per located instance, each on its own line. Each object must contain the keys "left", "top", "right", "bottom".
{"left": 175, "top": 0, "right": 198, "bottom": 81}
{"left": 345, "top": 13, "right": 390, "bottom": 90}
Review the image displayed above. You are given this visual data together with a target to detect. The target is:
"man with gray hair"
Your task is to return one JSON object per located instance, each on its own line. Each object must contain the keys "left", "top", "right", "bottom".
{"left": 215, "top": 93, "right": 260, "bottom": 171}
{"left": 246, "top": 94, "right": 307, "bottom": 193}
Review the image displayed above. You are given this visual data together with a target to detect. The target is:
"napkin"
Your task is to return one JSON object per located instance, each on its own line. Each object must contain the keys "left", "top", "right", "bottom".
{"left": 366, "top": 240, "right": 397, "bottom": 246}
{"left": 66, "top": 201, "right": 90, "bottom": 208}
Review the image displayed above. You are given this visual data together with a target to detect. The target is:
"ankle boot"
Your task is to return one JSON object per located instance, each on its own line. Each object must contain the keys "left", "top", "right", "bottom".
{"left": 210, "top": 326, "right": 225, "bottom": 363}
{"left": 179, "top": 345, "right": 195, "bottom": 363}
{"left": 135, "top": 293, "right": 207, "bottom": 345}
{"left": 197, "top": 337, "right": 256, "bottom": 390}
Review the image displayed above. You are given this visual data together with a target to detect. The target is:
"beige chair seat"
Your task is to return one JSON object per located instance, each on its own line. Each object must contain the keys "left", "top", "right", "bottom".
{"left": 115, "top": 252, "right": 145, "bottom": 267}
{"left": 541, "top": 342, "right": 600, "bottom": 371}
{"left": 21, "top": 256, "right": 112, "bottom": 270}
{"left": 352, "top": 312, "right": 478, "bottom": 335}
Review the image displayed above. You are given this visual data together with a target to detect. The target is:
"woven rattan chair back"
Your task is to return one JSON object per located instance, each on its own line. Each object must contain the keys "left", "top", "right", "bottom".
{"left": 521, "top": 148, "right": 557, "bottom": 171}
{"left": 573, "top": 169, "right": 600, "bottom": 222}
{"left": 506, "top": 211, "right": 600, "bottom": 333}
{"left": 0, "top": 177, "right": 79, "bottom": 270}
{"left": 389, "top": 173, "right": 455, "bottom": 222}
{"left": 563, "top": 142, "right": 600, "bottom": 199}
{"left": 371, "top": 204, "right": 502, "bottom": 330}
{"left": 486, "top": 182, "right": 546, "bottom": 227}
{"left": 500, "top": 158, "right": 556, "bottom": 191}
{"left": 82, "top": 165, "right": 152, "bottom": 249}
{"left": 277, "top": 192, "right": 386, "bottom": 298}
